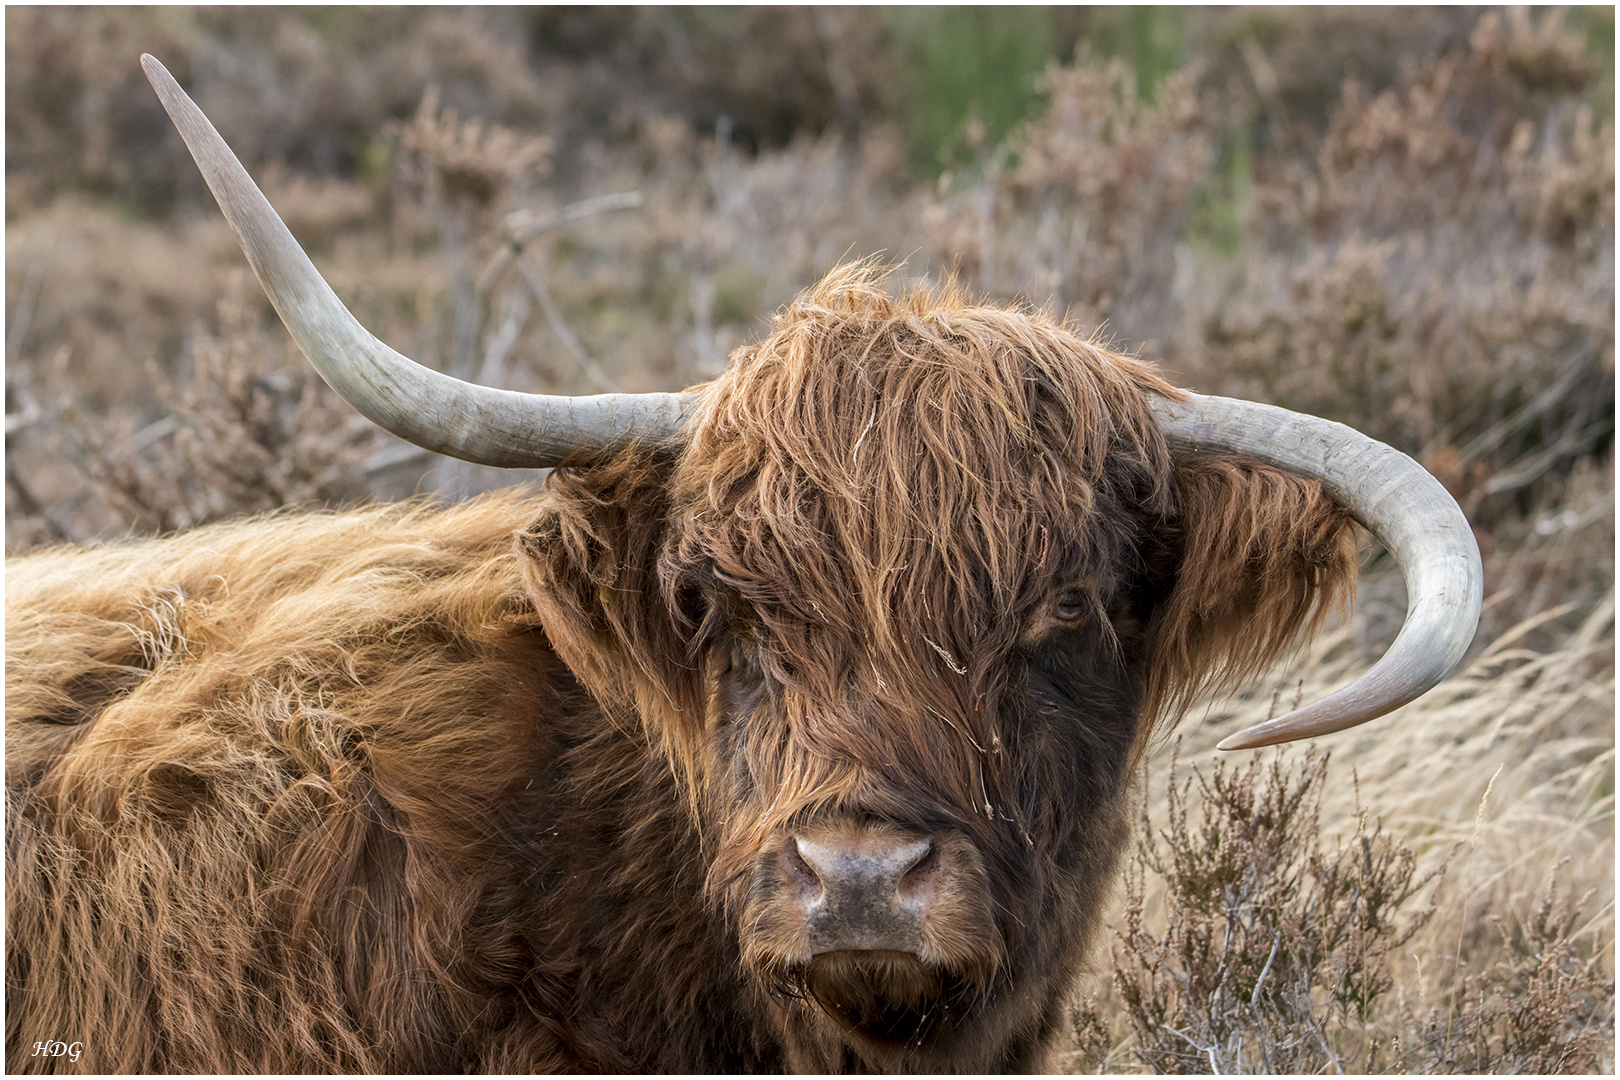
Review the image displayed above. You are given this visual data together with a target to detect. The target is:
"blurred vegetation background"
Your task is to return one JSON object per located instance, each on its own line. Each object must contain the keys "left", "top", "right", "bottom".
{"left": 5, "top": 6, "right": 1613, "bottom": 1072}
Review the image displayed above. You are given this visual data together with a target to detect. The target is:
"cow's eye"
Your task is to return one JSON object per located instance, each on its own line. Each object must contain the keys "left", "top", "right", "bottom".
{"left": 1054, "top": 592, "right": 1087, "bottom": 622}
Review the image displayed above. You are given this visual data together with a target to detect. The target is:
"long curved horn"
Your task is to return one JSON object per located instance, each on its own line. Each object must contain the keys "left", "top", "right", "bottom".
{"left": 1150, "top": 393, "right": 1484, "bottom": 750}
{"left": 141, "top": 54, "right": 696, "bottom": 467}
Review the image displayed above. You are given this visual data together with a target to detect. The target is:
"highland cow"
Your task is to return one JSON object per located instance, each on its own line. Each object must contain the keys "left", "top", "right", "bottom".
{"left": 3, "top": 57, "right": 1483, "bottom": 1073}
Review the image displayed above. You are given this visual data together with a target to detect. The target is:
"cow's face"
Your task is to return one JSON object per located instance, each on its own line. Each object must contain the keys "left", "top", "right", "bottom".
{"left": 666, "top": 288, "right": 1182, "bottom": 1069}
{"left": 520, "top": 272, "right": 1356, "bottom": 1069}
{"left": 685, "top": 492, "right": 1175, "bottom": 1071}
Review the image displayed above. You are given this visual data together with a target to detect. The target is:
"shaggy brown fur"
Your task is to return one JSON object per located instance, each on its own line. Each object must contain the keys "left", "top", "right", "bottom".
{"left": 7, "top": 266, "right": 1356, "bottom": 1072}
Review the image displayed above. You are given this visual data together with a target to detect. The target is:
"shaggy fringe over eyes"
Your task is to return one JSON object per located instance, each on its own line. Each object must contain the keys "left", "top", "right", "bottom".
{"left": 665, "top": 263, "right": 1181, "bottom": 809}
{"left": 1143, "top": 455, "right": 1360, "bottom": 730}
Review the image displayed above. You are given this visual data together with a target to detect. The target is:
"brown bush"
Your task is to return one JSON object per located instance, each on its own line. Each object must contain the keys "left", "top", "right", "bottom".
{"left": 8, "top": 273, "right": 376, "bottom": 541}
{"left": 1066, "top": 742, "right": 1611, "bottom": 1074}
{"left": 922, "top": 56, "right": 1211, "bottom": 349}
{"left": 1094, "top": 747, "right": 1445, "bottom": 1073}
{"left": 1413, "top": 867, "right": 1612, "bottom": 1074}
{"left": 1203, "top": 11, "right": 1613, "bottom": 466}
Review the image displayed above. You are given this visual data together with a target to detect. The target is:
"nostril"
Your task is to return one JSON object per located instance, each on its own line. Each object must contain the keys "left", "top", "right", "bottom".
{"left": 898, "top": 840, "right": 940, "bottom": 893}
{"left": 785, "top": 837, "right": 823, "bottom": 901}
{"left": 889, "top": 837, "right": 934, "bottom": 883}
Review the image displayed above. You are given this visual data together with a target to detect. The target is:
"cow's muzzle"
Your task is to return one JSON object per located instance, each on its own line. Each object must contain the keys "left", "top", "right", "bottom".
{"left": 738, "top": 820, "right": 1002, "bottom": 1051}
{"left": 741, "top": 821, "right": 1002, "bottom": 996}
{"left": 787, "top": 829, "right": 941, "bottom": 955}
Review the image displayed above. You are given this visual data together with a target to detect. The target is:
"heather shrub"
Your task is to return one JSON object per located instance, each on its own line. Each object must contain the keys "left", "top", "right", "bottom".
{"left": 922, "top": 55, "right": 1212, "bottom": 348}
{"left": 1089, "top": 747, "right": 1446, "bottom": 1073}
{"left": 926, "top": 11, "right": 1612, "bottom": 533}
{"left": 1196, "top": 10, "right": 1613, "bottom": 502}
{"left": 1412, "top": 868, "right": 1612, "bottom": 1074}
{"left": 11, "top": 9, "right": 1608, "bottom": 549}
{"left": 8, "top": 272, "right": 376, "bottom": 540}
{"left": 1066, "top": 739, "right": 1612, "bottom": 1074}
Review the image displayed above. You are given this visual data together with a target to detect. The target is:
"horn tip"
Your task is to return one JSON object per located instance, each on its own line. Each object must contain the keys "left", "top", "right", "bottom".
{"left": 1216, "top": 721, "right": 1304, "bottom": 752}
{"left": 1215, "top": 731, "right": 1265, "bottom": 752}
{"left": 141, "top": 54, "right": 176, "bottom": 94}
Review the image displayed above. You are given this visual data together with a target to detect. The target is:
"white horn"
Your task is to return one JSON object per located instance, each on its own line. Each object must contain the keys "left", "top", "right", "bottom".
{"left": 1150, "top": 393, "right": 1484, "bottom": 750}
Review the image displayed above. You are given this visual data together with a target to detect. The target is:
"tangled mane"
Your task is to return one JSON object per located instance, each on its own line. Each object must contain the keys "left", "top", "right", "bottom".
{"left": 668, "top": 267, "right": 1182, "bottom": 868}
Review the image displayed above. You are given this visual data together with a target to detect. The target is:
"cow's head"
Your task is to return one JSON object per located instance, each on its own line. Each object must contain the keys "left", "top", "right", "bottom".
{"left": 144, "top": 55, "right": 1483, "bottom": 1072}
{"left": 513, "top": 269, "right": 1371, "bottom": 1067}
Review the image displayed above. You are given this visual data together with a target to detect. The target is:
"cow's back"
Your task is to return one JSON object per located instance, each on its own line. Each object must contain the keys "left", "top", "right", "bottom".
{"left": 4, "top": 491, "right": 577, "bottom": 1071}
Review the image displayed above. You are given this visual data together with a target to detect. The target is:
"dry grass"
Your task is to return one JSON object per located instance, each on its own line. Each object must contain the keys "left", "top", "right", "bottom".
{"left": 5, "top": 7, "right": 1611, "bottom": 1072}
{"left": 1059, "top": 587, "right": 1614, "bottom": 1073}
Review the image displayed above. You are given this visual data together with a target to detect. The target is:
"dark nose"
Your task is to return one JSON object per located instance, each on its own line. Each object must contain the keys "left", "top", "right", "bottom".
{"left": 787, "top": 828, "right": 941, "bottom": 955}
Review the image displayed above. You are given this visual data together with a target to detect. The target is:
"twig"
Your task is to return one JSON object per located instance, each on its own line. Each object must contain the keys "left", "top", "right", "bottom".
{"left": 364, "top": 440, "right": 434, "bottom": 480}
{"left": 1449, "top": 351, "right": 1591, "bottom": 467}
{"left": 1247, "top": 928, "right": 1283, "bottom": 1073}
{"left": 476, "top": 285, "right": 531, "bottom": 388}
{"left": 517, "top": 258, "right": 619, "bottom": 393}
{"left": 127, "top": 416, "right": 180, "bottom": 454}
{"left": 6, "top": 350, "right": 46, "bottom": 434}
{"left": 1161, "top": 1024, "right": 1220, "bottom": 1074}
{"left": 7, "top": 258, "right": 45, "bottom": 362}
{"left": 976, "top": 183, "right": 996, "bottom": 291}
{"left": 1250, "top": 929, "right": 1282, "bottom": 1008}
{"left": 1446, "top": 764, "right": 1503, "bottom": 1055}
{"left": 477, "top": 191, "right": 644, "bottom": 299}
{"left": 1301, "top": 1013, "right": 1344, "bottom": 1075}
{"left": 1482, "top": 418, "right": 1611, "bottom": 495}
{"left": 503, "top": 191, "right": 646, "bottom": 248}
{"left": 5, "top": 452, "right": 75, "bottom": 543}
{"left": 5, "top": 407, "right": 42, "bottom": 437}
{"left": 690, "top": 273, "right": 719, "bottom": 375}
{"left": 656, "top": 12, "right": 702, "bottom": 82}
{"left": 1240, "top": 38, "right": 1289, "bottom": 142}
{"left": 811, "top": 7, "right": 863, "bottom": 132}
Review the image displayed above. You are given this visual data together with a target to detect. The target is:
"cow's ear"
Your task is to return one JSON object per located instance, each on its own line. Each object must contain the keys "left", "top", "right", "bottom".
{"left": 516, "top": 451, "right": 702, "bottom": 726}
{"left": 1143, "top": 454, "right": 1359, "bottom": 731}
